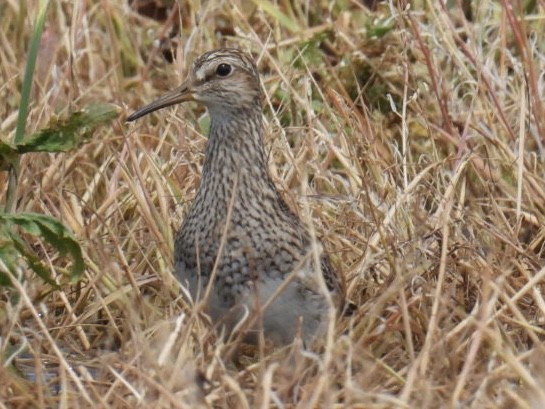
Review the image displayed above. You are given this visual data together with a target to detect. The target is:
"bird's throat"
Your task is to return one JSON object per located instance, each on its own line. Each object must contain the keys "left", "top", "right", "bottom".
{"left": 196, "top": 108, "right": 273, "bottom": 211}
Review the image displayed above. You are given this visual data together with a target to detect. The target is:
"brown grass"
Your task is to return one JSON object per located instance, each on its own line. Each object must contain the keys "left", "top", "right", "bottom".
{"left": 1, "top": 0, "right": 545, "bottom": 407}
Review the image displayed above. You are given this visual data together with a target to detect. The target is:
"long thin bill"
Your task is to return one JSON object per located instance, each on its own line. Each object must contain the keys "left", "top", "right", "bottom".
{"left": 126, "top": 80, "right": 193, "bottom": 122}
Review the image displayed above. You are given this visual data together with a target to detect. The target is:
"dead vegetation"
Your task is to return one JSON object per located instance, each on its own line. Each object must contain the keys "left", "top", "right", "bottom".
{"left": 1, "top": 0, "right": 545, "bottom": 407}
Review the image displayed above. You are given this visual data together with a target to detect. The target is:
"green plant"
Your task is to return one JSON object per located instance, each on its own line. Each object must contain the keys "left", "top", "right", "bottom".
{"left": 0, "top": 0, "right": 118, "bottom": 287}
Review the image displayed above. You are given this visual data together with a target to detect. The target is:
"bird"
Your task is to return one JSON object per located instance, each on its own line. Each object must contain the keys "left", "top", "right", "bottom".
{"left": 127, "top": 48, "right": 347, "bottom": 346}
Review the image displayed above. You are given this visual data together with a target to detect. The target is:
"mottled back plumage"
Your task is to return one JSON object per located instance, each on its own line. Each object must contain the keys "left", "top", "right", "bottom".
{"left": 128, "top": 48, "right": 345, "bottom": 345}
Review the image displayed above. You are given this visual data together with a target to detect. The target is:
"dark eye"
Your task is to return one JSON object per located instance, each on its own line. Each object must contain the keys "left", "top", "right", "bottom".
{"left": 216, "top": 63, "right": 232, "bottom": 77}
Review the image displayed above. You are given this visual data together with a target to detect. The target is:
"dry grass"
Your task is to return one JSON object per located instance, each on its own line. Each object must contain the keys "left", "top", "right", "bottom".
{"left": 1, "top": 0, "right": 545, "bottom": 407}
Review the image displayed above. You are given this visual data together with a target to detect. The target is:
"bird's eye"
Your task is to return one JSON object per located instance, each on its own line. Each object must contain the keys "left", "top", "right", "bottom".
{"left": 216, "top": 63, "right": 232, "bottom": 77}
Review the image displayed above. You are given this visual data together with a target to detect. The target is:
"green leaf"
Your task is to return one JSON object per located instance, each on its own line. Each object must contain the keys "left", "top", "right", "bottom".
{"left": 9, "top": 232, "right": 58, "bottom": 287}
{"left": 251, "top": 0, "right": 300, "bottom": 33}
{"left": 5, "top": 0, "right": 49, "bottom": 213}
{"left": 0, "top": 140, "right": 19, "bottom": 171}
{"left": 198, "top": 115, "right": 211, "bottom": 136}
{"left": 366, "top": 16, "right": 395, "bottom": 39}
{"left": 0, "top": 213, "right": 84, "bottom": 286}
{"left": 17, "top": 103, "right": 120, "bottom": 153}
{"left": 13, "top": 0, "right": 49, "bottom": 145}
{"left": 0, "top": 230, "right": 17, "bottom": 286}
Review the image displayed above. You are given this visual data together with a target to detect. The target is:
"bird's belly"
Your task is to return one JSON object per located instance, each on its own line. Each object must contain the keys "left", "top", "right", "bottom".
{"left": 174, "top": 252, "right": 328, "bottom": 345}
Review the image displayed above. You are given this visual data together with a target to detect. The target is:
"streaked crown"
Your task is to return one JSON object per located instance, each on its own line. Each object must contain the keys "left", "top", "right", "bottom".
{"left": 189, "top": 48, "right": 262, "bottom": 109}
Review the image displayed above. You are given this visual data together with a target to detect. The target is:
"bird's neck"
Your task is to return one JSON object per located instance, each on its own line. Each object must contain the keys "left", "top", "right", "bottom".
{"left": 198, "top": 105, "right": 276, "bottom": 202}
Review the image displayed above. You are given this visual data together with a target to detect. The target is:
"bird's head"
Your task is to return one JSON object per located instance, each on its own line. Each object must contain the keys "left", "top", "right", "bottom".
{"left": 127, "top": 48, "right": 262, "bottom": 122}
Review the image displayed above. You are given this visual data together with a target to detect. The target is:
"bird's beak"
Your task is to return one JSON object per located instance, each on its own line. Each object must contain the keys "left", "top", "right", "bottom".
{"left": 126, "top": 78, "right": 194, "bottom": 122}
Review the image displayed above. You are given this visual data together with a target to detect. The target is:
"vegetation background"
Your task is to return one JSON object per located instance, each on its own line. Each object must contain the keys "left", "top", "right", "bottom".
{"left": 1, "top": 0, "right": 544, "bottom": 407}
